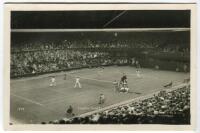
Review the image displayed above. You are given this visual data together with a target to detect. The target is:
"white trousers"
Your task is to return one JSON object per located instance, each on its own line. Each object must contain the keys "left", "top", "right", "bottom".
{"left": 74, "top": 81, "right": 81, "bottom": 88}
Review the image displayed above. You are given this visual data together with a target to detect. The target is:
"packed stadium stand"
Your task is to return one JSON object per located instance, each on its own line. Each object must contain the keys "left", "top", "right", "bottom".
{"left": 11, "top": 31, "right": 190, "bottom": 78}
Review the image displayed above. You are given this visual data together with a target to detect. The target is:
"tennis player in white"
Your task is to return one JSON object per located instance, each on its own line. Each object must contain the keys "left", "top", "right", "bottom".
{"left": 136, "top": 69, "right": 141, "bottom": 78}
{"left": 50, "top": 76, "right": 56, "bottom": 87}
{"left": 74, "top": 76, "right": 82, "bottom": 88}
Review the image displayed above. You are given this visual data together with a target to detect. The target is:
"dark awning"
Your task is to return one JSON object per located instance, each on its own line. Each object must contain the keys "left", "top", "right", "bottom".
{"left": 11, "top": 10, "right": 190, "bottom": 29}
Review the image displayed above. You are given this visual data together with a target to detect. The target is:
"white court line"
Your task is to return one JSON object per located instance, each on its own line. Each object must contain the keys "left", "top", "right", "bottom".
{"left": 11, "top": 93, "right": 64, "bottom": 116}
{"left": 11, "top": 93, "right": 43, "bottom": 106}
{"left": 67, "top": 73, "right": 113, "bottom": 83}
{"left": 80, "top": 76, "right": 112, "bottom": 83}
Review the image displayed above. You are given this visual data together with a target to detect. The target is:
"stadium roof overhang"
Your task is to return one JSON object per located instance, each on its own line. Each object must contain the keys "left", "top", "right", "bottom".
{"left": 11, "top": 10, "right": 190, "bottom": 31}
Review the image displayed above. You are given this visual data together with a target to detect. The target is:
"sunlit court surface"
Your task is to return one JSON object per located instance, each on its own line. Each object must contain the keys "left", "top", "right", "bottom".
{"left": 10, "top": 66, "right": 189, "bottom": 124}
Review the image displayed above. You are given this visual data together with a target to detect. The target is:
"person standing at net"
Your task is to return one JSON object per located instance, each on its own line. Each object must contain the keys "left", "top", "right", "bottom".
{"left": 74, "top": 76, "right": 81, "bottom": 88}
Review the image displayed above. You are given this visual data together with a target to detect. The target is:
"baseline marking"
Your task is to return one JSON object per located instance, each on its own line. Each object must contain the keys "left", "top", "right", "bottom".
{"left": 11, "top": 93, "right": 43, "bottom": 106}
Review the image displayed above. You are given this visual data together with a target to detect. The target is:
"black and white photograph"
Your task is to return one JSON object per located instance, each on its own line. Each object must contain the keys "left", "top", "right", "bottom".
{"left": 3, "top": 3, "right": 197, "bottom": 130}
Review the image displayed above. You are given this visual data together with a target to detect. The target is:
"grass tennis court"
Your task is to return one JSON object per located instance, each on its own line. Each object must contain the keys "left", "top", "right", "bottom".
{"left": 10, "top": 66, "right": 189, "bottom": 124}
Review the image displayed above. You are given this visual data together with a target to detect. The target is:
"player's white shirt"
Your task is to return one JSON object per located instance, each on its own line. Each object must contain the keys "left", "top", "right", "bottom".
{"left": 75, "top": 77, "right": 80, "bottom": 82}
{"left": 51, "top": 77, "right": 55, "bottom": 82}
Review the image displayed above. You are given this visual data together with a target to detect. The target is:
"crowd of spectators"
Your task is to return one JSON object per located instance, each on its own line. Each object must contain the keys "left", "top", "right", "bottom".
{"left": 12, "top": 38, "right": 189, "bottom": 53}
{"left": 11, "top": 31, "right": 189, "bottom": 52}
{"left": 43, "top": 85, "right": 190, "bottom": 124}
{"left": 11, "top": 49, "right": 130, "bottom": 77}
{"left": 11, "top": 50, "right": 107, "bottom": 76}
{"left": 11, "top": 31, "right": 190, "bottom": 77}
